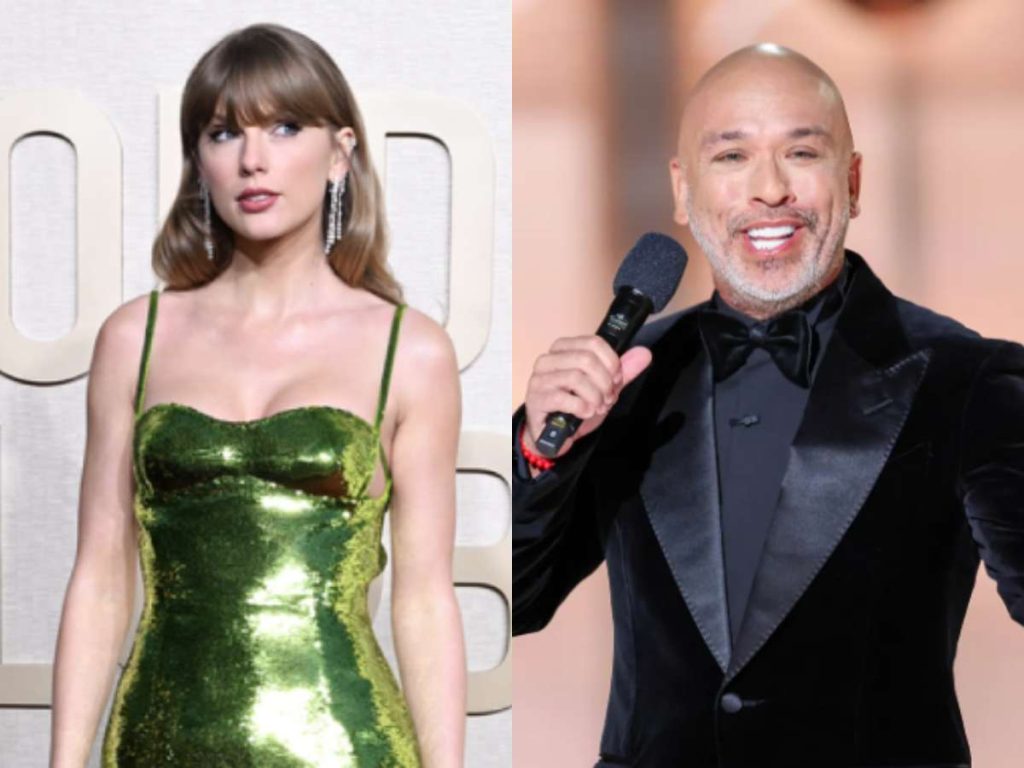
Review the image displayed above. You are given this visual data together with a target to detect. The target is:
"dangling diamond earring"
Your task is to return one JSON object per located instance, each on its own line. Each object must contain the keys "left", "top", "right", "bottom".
{"left": 200, "top": 179, "right": 214, "bottom": 260}
{"left": 324, "top": 173, "right": 347, "bottom": 255}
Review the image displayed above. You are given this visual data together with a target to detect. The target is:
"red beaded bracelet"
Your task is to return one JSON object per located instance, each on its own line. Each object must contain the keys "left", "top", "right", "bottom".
{"left": 519, "top": 421, "right": 555, "bottom": 472}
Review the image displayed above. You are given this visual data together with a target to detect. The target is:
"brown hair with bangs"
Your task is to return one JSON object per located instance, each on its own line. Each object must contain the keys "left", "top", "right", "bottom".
{"left": 154, "top": 22, "right": 401, "bottom": 303}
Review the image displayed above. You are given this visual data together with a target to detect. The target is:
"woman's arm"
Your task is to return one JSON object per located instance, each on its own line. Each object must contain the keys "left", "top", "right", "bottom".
{"left": 386, "top": 308, "right": 466, "bottom": 768}
{"left": 49, "top": 298, "right": 148, "bottom": 767}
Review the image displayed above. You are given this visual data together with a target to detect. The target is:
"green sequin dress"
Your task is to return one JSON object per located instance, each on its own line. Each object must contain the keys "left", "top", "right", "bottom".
{"left": 101, "top": 289, "right": 422, "bottom": 767}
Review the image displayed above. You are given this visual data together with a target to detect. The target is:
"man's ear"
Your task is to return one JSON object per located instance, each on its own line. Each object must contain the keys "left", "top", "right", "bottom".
{"left": 669, "top": 156, "right": 689, "bottom": 226}
{"left": 848, "top": 151, "right": 862, "bottom": 219}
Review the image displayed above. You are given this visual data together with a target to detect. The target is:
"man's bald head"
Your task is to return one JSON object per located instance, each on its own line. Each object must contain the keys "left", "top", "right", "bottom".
{"left": 679, "top": 43, "right": 854, "bottom": 162}
{"left": 669, "top": 44, "right": 862, "bottom": 319}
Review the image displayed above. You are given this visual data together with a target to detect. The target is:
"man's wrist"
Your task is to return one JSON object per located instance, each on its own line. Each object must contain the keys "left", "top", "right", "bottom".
{"left": 519, "top": 420, "right": 556, "bottom": 475}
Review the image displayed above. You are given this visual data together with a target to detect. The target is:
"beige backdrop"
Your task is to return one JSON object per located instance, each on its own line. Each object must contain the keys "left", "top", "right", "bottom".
{"left": 513, "top": 0, "right": 1024, "bottom": 765}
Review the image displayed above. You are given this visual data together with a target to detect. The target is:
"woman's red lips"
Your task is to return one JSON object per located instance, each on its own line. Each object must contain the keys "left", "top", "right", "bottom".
{"left": 238, "top": 192, "right": 278, "bottom": 213}
{"left": 237, "top": 187, "right": 278, "bottom": 200}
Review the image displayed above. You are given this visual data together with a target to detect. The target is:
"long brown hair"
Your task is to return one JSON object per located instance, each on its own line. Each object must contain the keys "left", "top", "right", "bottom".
{"left": 154, "top": 22, "right": 402, "bottom": 303}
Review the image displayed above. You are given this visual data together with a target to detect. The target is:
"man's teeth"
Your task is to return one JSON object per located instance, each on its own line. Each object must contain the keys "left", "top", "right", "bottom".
{"left": 746, "top": 225, "right": 796, "bottom": 251}
{"left": 751, "top": 238, "right": 787, "bottom": 251}
{"left": 747, "top": 225, "right": 795, "bottom": 238}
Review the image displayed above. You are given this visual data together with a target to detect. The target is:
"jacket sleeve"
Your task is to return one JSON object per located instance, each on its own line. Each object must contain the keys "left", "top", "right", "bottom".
{"left": 512, "top": 404, "right": 608, "bottom": 635}
{"left": 959, "top": 339, "right": 1024, "bottom": 626}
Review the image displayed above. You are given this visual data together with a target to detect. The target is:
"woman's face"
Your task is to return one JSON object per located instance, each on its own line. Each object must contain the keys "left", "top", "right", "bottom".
{"left": 196, "top": 106, "right": 354, "bottom": 253}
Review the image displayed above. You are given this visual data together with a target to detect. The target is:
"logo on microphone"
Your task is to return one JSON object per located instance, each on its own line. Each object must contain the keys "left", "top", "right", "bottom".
{"left": 606, "top": 313, "right": 629, "bottom": 333}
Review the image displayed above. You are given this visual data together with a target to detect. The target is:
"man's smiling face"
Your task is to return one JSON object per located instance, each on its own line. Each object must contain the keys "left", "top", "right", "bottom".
{"left": 670, "top": 45, "right": 862, "bottom": 319}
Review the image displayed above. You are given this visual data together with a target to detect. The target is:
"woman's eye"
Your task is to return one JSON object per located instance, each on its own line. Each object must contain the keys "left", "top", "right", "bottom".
{"left": 203, "top": 121, "right": 299, "bottom": 143}
{"left": 276, "top": 121, "right": 302, "bottom": 135}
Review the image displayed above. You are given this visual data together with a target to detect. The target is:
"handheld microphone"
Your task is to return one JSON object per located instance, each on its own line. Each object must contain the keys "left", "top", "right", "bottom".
{"left": 534, "top": 232, "right": 688, "bottom": 458}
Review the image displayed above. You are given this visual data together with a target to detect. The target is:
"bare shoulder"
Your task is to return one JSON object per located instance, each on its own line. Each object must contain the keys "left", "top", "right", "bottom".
{"left": 390, "top": 305, "right": 459, "bottom": 415}
{"left": 93, "top": 292, "right": 153, "bottom": 368}
{"left": 89, "top": 291, "right": 155, "bottom": 407}
{"left": 394, "top": 305, "right": 457, "bottom": 373}
{"left": 387, "top": 305, "right": 460, "bottom": 442}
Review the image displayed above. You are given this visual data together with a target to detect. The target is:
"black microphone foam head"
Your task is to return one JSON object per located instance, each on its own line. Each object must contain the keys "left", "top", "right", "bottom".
{"left": 613, "top": 232, "right": 688, "bottom": 313}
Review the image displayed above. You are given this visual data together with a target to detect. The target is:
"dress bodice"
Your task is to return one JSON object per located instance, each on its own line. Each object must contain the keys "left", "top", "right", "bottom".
{"left": 101, "top": 289, "right": 420, "bottom": 767}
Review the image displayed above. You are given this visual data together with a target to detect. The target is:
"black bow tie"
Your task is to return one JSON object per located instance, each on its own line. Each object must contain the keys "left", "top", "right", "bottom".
{"left": 699, "top": 308, "right": 819, "bottom": 388}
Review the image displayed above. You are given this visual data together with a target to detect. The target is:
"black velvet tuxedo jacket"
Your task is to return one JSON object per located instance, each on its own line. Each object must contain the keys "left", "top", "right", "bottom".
{"left": 512, "top": 252, "right": 1024, "bottom": 768}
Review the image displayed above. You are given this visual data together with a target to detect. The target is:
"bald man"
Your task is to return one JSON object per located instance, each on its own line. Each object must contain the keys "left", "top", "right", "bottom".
{"left": 513, "top": 44, "right": 1024, "bottom": 767}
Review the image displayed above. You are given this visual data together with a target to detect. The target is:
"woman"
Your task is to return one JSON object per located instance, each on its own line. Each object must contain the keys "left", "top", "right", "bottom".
{"left": 49, "top": 22, "right": 465, "bottom": 767}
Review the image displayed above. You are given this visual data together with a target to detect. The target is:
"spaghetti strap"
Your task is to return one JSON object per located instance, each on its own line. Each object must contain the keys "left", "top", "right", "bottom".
{"left": 134, "top": 289, "right": 160, "bottom": 417}
{"left": 373, "top": 303, "right": 405, "bottom": 433}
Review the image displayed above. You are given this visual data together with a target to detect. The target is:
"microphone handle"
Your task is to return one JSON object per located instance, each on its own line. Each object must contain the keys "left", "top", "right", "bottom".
{"left": 533, "top": 288, "right": 653, "bottom": 458}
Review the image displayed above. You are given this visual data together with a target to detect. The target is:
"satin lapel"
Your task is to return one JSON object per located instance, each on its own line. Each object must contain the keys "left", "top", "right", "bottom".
{"left": 639, "top": 348, "right": 731, "bottom": 673}
{"left": 725, "top": 329, "right": 931, "bottom": 682}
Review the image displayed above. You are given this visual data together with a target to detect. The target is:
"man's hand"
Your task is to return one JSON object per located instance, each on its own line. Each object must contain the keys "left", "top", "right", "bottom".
{"left": 522, "top": 336, "right": 653, "bottom": 463}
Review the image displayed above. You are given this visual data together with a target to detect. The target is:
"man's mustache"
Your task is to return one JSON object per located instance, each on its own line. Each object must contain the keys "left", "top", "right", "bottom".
{"left": 729, "top": 209, "right": 818, "bottom": 235}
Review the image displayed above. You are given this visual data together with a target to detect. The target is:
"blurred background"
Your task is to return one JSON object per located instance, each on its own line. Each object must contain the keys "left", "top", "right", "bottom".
{"left": 513, "top": 0, "right": 1024, "bottom": 765}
